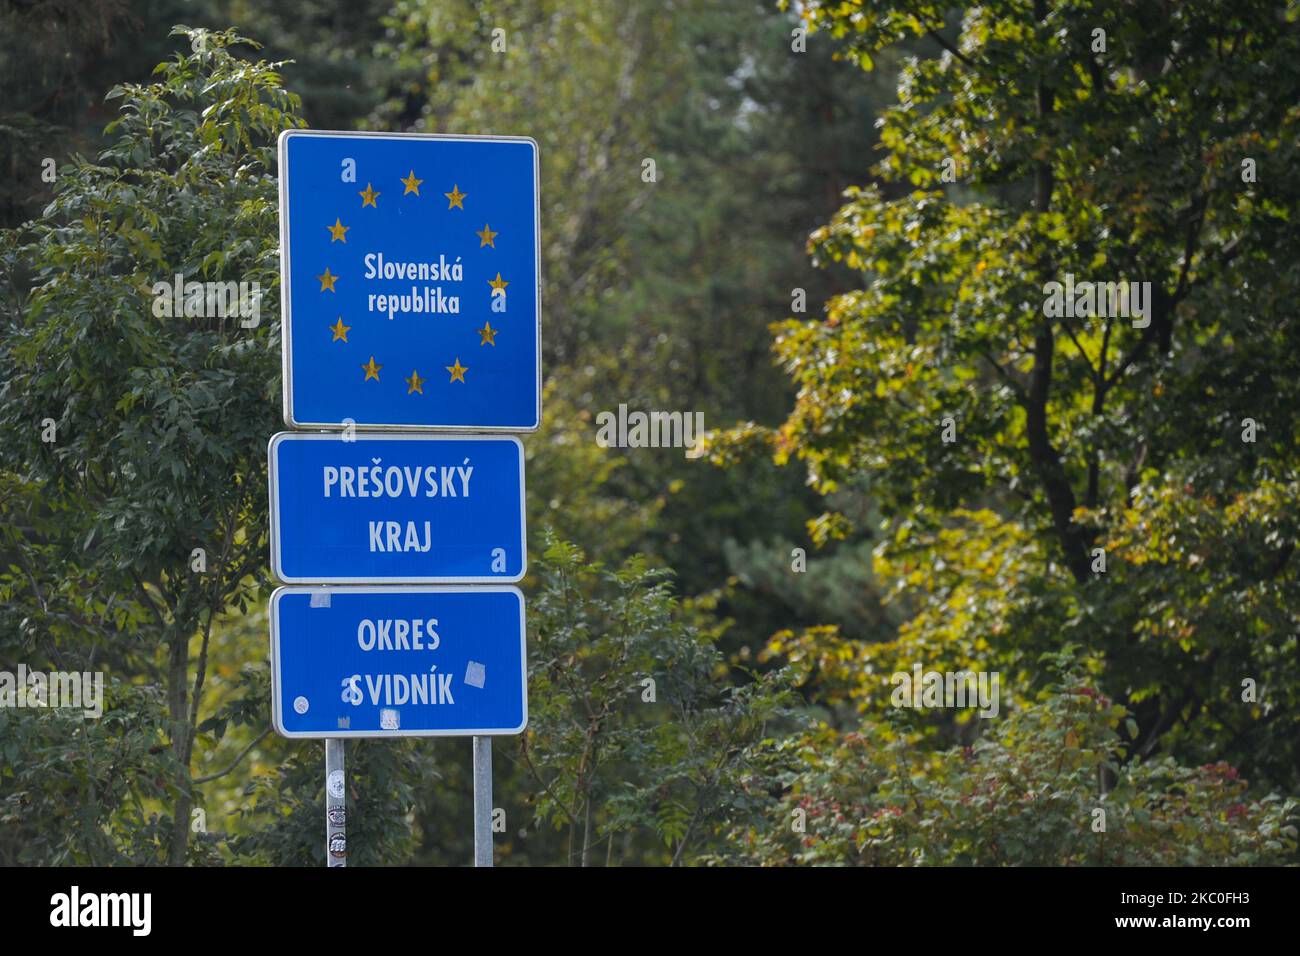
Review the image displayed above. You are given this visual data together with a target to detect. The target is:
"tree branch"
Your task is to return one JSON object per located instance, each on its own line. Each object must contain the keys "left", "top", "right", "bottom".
{"left": 193, "top": 727, "right": 271, "bottom": 785}
{"left": 925, "top": 28, "right": 979, "bottom": 70}
{"left": 1024, "top": 0, "right": 1090, "bottom": 582}
{"left": 980, "top": 348, "right": 1028, "bottom": 403}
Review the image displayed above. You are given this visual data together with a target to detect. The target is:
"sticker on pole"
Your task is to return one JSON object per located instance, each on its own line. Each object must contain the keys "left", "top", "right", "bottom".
{"left": 270, "top": 586, "right": 527, "bottom": 738}
{"left": 268, "top": 432, "right": 525, "bottom": 584}
{"left": 278, "top": 130, "right": 540, "bottom": 431}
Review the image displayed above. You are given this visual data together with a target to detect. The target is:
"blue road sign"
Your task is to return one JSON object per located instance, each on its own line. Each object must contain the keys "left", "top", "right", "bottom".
{"left": 271, "top": 586, "right": 527, "bottom": 738}
{"left": 269, "top": 432, "right": 526, "bottom": 584}
{"left": 278, "top": 130, "right": 540, "bottom": 431}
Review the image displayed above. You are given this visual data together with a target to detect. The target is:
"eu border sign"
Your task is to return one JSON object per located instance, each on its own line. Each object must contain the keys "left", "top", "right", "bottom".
{"left": 278, "top": 130, "right": 541, "bottom": 431}
{"left": 270, "top": 586, "right": 527, "bottom": 738}
{"left": 269, "top": 432, "right": 525, "bottom": 584}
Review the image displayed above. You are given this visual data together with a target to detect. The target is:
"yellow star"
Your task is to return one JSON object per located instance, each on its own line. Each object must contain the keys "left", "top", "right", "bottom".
{"left": 476, "top": 223, "right": 498, "bottom": 247}
{"left": 327, "top": 218, "right": 348, "bottom": 242}
{"left": 405, "top": 369, "right": 425, "bottom": 394}
{"left": 330, "top": 317, "right": 350, "bottom": 342}
{"left": 362, "top": 356, "right": 382, "bottom": 381}
{"left": 488, "top": 272, "right": 509, "bottom": 293}
{"left": 446, "top": 358, "right": 468, "bottom": 383}
{"left": 359, "top": 183, "right": 380, "bottom": 207}
{"left": 317, "top": 267, "right": 338, "bottom": 292}
{"left": 477, "top": 321, "right": 497, "bottom": 346}
{"left": 400, "top": 170, "right": 423, "bottom": 196}
{"left": 444, "top": 184, "right": 467, "bottom": 210}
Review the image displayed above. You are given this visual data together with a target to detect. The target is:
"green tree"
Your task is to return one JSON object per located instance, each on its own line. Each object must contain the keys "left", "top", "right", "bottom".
{"left": 727, "top": 0, "right": 1300, "bottom": 796}
{"left": 515, "top": 536, "right": 792, "bottom": 865}
{"left": 0, "top": 27, "right": 300, "bottom": 865}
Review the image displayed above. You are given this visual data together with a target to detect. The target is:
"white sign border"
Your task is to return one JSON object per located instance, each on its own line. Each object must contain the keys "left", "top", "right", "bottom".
{"left": 269, "top": 584, "right": 528, "bottom": 739}
{"left": 277, "top": 128, "right": 543, "bottom": 433}
{"left": 268, "top": 431, "right": 527, "bottom": 585}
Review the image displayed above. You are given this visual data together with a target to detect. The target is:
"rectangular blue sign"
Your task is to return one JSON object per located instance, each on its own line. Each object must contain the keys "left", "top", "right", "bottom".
{"left": 269, "top": 432, "right": 526, "bottom": 584}
{"left": 278, "top": 130, "right": 540, "bottom": 431}
{"left": 270, "top": 586, "right": 527, "bottom": 738}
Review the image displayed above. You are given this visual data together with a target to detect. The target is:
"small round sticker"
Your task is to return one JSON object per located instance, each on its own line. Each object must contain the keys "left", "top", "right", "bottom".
{"left": 329, "top": 833, "right": 347, "bottom": 858}
{"left": 293, "top": 696, "right": 309, "bottom": 714}
{"left": 327, "top": 769, "right": 345, "bottom": 800}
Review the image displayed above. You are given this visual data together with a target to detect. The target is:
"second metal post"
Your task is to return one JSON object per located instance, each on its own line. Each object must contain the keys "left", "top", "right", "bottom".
{"left": 472, "top": 735, "right": 493, "bottom": 867}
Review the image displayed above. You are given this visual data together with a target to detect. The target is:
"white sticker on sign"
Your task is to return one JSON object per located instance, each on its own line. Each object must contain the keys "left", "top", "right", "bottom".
{"left": 465, "top": 660, "right": 486, "bottom": 688}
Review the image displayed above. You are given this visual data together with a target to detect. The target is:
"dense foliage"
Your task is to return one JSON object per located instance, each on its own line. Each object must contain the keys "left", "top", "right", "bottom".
{"left": 1, "top": 1, "right": 1297, "bottom": 865}
{"left": 717, "top": 652, "right": 1297, "bottom": 865}
{"left": 713, "top": 0, "right": 1300, "bottom": 862}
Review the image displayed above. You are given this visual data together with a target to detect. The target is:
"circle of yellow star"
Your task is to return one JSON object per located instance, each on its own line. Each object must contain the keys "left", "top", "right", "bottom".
{"left": 477, "top": 321, "right": 497, "bottom": 346}
{"left": 328, "top": 218, "right": 349, "bottom": 242}
{"left": 405, "top": 369, "right": 425, "bottom": 394}
{"left": 359, "top": 183, "right": 380, "bottom": 207}
{"left": 444, "top": 184, "right": 466, "bottom": 210}
{"left": 330, "top": 317, "right": 350, "bottom": 342}
{"left": 446, "top": 358, "right": 468, "bottom": 383}
{"left": 362, "top": 356, "right": 382, "bottom": 381}
{"left": 317, "top": 267, "right": 338, "bottom": 292}
{"left": 476, "top": 223, "right": 498, "bottom": 248}
{"left": 488, "top": 272, "right": 509, "bottom": 293}
{"left": 400, "top": 170, "right": 423, "bottom": 196}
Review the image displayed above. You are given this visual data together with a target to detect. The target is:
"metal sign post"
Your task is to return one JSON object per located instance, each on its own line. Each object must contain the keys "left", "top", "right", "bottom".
{"left": 326, "top": 738, "right": 346, "bottom": 866}
{"left": 473, "top": 736, "right": 493, "bottom": 867}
